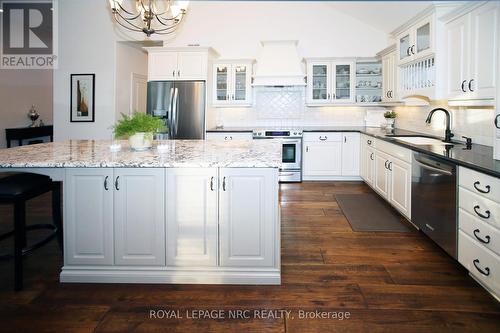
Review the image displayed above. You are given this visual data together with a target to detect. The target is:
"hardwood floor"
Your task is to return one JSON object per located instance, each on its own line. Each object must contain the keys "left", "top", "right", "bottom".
{"left": 0, "top": 181, "right": 499, "bottom": 332}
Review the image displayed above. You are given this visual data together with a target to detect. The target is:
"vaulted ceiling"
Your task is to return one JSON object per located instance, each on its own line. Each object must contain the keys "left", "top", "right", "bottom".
{"left": 327, "top": 1, "right": 432, "bottom": 34}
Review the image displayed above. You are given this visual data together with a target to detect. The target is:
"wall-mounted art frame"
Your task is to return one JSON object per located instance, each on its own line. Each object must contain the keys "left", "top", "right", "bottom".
{"left": 70, "top": 74, "right": 95, "bottom": 122}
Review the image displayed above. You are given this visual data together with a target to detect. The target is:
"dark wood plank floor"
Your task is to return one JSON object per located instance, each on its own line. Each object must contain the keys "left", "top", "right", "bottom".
{"left": 0, "top": 181, "right": 499, "bottom": 332}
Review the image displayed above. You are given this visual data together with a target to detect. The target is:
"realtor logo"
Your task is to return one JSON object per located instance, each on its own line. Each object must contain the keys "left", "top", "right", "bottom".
{"left": 1, "top": 0, "right": 57, "bottom": 69}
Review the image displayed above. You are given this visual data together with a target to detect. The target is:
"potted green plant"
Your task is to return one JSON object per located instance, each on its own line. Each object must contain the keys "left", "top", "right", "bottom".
{"left": 383, "top": 110, "right": 397, "bottom": 128}
{"left": 114, "top": 112, "right": 166, "bottom": 151}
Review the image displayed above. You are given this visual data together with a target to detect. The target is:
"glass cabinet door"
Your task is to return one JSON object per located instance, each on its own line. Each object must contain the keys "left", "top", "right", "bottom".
{"left": 399, "top": 34, "right": 411, "bottom": 61}
{"left": 416, "top": 22, "right": 431, "bottom": 54}
{"left": 333, "top": 64, "right": 352, "bottom": 101}
{"left": 233, "top": 65, "right": 248, "bottom": 101}
{"left": 215, "top": 65, "right": 230, "bottom": 102}
{"left": 311, "top": 64, "right": 329, "bottom": 101}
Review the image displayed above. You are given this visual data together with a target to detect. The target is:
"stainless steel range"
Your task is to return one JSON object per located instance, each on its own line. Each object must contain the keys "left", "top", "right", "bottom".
{"left": 253, "top": 129, "right": 302, "bottom": 182}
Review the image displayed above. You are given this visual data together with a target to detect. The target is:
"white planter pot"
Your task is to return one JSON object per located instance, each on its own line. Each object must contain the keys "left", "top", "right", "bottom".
{"left": 385, "top": 118, "right": 395, "bottom": 128}
{"left": 128, "top": 132, "right": 153, "bottom": 151}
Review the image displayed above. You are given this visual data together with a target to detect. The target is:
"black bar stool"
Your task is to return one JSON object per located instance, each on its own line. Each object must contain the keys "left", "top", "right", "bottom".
{"left": 0, "top": 173, "right": 63, "bottom": 291}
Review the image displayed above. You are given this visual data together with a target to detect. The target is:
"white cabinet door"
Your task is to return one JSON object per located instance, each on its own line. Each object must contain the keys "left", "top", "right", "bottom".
{"left": 366, "top": 146, "right": 376, "bottom": 186}
{"left": 389, "top": 158, "right": 412, "bottom": 219}
{"left": 166, "top": 168, "right": 218, "bottom": 267}
{"left": 65, "top": 169, "right": 114, "bottom": 266}
{"left": 177, "top": 52, "right": 207, "bottom": 80}
{"left": 341, "top": 133, "right": 360, "bottom": 176}
{"left": 114, "top": 169, "right": 165, "bottom": 266}
{"left": 332, "top": 62, "right": 355, "bottom": 103}
{"left": 446, "top": 14, "right": 470, "bottom": 100}
{"left": 213, "top": 64, "right": 231, "bottom": 105}
{"left": 307, "top": 62, "right": 331, "bottom": 104}
{"left": 469, "top": 3, "right": 498, "bottom": 100}
{"left": 303, "top": 141, "right": 342, "bottom": 176}
{"left": 398, "top": 30, "right": 413, "bottom": 64}
{"left": 381, "top": 56, "right": 391, "bottom": 102}
{"left": 232, "top": 63, "right": 252, "bottom": 105}
{"left": 219, "top": 168, "right": 278, "bottom": 267}
{"left": 374, "top": 151, "right": 390, "bottom": 199}
{"left": 413, "top": 17, "right": 433, "bottom": 59}
{"left": 148, "top": 52, "right": 177, "bottom": 81}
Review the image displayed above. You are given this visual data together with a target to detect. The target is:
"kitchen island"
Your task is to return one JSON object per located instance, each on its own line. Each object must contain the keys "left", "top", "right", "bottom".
{"left": 0, "top": 140, "right": 282, "bottom": 285}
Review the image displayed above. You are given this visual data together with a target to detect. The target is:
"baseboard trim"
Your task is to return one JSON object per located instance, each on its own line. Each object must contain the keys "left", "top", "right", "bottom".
{"left": 302, "top": 176, "right": 362, "bottom": 181}
{"left": 60, "top": 268, "right": 281, "bottom": 285}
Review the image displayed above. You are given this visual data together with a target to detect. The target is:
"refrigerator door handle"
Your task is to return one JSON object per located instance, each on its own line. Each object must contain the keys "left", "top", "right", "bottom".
{"left": 172, "top": 87, "right": 179, "bottom": 138}
{"left": 167, "top": 87, "right": 174, "bottom": 138}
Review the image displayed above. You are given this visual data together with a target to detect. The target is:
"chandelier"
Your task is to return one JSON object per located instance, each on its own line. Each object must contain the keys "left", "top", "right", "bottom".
{"left": 109, "top": 0, "right": 189, "bottom": 37}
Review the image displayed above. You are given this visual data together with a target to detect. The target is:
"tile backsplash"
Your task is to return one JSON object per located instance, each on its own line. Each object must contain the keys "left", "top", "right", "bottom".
{"left": 393, "top": 102, "right": 495, "bottom": 146}
{"left": 214, "top": 86, "right": 374, "bottom": 129}
{"left": 212, "top": 89, "right": 496, "bottom": 147}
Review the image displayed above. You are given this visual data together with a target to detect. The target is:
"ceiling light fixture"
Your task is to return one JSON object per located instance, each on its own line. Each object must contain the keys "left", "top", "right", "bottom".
{"left": 109, "top": 0, "right": 188, "bottom": 37}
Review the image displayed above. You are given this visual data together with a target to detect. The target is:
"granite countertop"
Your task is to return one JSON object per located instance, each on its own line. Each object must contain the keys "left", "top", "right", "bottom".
{"left": 0, "top": 140, "right": 282, "bottom": 168}
{"left": 207, "top": 126, "right": 500, "bottom": 177}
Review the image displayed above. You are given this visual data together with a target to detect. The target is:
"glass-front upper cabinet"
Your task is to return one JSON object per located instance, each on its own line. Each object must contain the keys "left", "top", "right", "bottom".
{"left": 333, "top": 64, "right": 352, "bottom": 101}
{"left": 212, "top": 61, "right": 253, "bottom": 107}
{"left": 233, "top": 65, "right": 248, "bottom": 102}
{"left": 311, "top": 63, "right": 330, "bottom": 102}
{"left": 415, "top": 20, "right": 432, "bottom": 56}
{"left": 215, "top": 65, "right": 230, "bottom": 103}
{"left": 397, "top": 14, "right": 434, "bottom": 64}
{"left": 306, "top": 60, "right": 355, "bottom": 105}
{"left": 399, "top": 34, "right": 411, "bottom": 61}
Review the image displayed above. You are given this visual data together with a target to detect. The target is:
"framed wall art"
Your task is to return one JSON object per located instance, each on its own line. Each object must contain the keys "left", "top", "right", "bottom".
{"left": 70, "top": 74, "right": 95, "bottom": 122}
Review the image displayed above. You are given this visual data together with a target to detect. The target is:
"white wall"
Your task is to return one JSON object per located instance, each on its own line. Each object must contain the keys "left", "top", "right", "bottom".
{"left": 54, "top": 0, "right": 117, "bottom": 141}
{"left": 53, "top": 0, "right": 389, "bottom": 141}
{"left": 0, "top": 69, "right": 53, "bottom": 148}
{"left": 115, "top": 42, "right": 148, "bottom": 121}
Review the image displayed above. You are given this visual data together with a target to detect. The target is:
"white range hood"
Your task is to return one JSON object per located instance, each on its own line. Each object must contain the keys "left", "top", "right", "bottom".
{"left": 252, "top": 40, "right": 306, "bottom": 86}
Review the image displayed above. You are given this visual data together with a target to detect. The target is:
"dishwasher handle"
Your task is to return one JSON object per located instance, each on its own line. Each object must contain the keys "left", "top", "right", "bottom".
{"left": 413, "top": 158, "right": 454, "bottom": 176}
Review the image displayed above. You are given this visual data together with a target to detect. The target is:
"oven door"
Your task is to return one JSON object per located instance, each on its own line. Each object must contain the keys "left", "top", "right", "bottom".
{"left": 281, "top": 139, "right": 301, "bottom": 170}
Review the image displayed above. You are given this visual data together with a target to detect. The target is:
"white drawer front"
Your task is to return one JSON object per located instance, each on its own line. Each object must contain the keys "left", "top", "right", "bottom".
{"left": 206, "top": 132, "right": 252, "bottom": 141}
{"left": 303, "top": 132, "right": 342, "bottom": 142}
{"left": 459, "top": 167, "right": 500, "bottom": 204}
{"left": 459, "top": 230, "right": 500, "bottom": 296}
{"left": 459, "top": 208, "right": 500, "bottom": 256}
{"left": 376, "top": 140, "right": 412, "bottom": 164}
{"left": 459, "top": 187, "right": 500, "bottom": 229}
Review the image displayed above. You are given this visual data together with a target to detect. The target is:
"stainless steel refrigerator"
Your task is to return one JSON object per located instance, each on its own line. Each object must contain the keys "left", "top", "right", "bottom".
{"left": 146, "top": 81, "right": 206, "bottom": 139}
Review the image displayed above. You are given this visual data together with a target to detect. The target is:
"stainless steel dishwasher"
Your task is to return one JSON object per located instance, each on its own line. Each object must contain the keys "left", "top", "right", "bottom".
{"left": 412, "top": 152, "right": 457, "bottom": 259}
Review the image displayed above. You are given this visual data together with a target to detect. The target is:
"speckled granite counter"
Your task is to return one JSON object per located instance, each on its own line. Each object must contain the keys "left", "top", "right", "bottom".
{"left": 0, "top": 139, "right": 282, "bottom": 168}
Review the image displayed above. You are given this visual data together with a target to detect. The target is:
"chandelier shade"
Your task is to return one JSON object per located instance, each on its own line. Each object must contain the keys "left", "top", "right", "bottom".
{"left": 109, "top": 0, "right": 189, "bottom": 37}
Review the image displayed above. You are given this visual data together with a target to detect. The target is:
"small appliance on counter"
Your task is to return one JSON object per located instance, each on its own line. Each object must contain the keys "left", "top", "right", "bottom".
{"left": 253, "top": 129, "right": 303, "bottom": 183}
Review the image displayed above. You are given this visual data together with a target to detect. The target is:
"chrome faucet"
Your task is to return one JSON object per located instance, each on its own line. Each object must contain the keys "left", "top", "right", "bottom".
{"left": 425, "top": 108, "right": 454, "bottom": 143}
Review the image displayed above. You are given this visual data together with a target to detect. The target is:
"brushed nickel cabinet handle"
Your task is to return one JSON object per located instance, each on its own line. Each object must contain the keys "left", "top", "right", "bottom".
{"left": 104, "top": 176, "right": 109, "bottom": 191}
{"left": 222, "top": 177, "right": 226, "bottom": 191}
{"left": 115, "top": 176, "right": 120, "bottom": 191}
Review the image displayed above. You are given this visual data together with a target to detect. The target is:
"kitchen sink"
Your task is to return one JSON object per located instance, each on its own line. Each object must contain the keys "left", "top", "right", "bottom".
{"left": 390, "top": 136, "right": 451, "bottom": 146}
